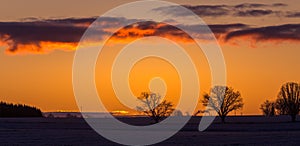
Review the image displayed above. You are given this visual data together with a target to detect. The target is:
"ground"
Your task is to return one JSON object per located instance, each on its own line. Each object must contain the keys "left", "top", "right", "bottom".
{"left": 0, "top": 116, "right": 300, "bottom": 145}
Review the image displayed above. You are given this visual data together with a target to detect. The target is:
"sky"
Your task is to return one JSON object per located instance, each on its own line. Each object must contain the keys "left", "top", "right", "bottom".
{"left": 0, "top": 0, "right": 299, "bottom": 115}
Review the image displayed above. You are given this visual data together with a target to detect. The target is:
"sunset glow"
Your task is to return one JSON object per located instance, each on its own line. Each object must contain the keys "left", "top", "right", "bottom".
{"left": 0, "top": 0, "right": 299, "bottom": 116}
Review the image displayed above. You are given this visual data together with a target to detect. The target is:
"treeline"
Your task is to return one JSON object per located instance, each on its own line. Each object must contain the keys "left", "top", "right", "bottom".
{"left": 194, "top": 82, "right": 300, "bottom": 123}
{"left": 0, "top": 101, "right": 42, "bottom": 117}
{"left": 260, "top": 82, "right": 300, "bottom": 122}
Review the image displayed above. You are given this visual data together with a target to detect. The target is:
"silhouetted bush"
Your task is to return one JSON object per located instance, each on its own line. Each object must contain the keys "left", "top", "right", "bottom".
{"left": 260, "top": 100, "right": 276, "bottom": 116}
{"left": 0, "top": 101, "right": 42, "bottom": 117}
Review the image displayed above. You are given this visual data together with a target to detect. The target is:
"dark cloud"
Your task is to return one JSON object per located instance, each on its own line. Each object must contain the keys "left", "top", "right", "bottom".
{"left": 153, "top": 5, "right": 230, "bottom": 17}
{"left": 272, "top": 3, "right": 288, "bottom": 7}
{"left": 286, "top": 12, "right": 300, "bottom": 17}
{"left": 113, "top": 21, "right": 249, "bottom": 41}
{"left": 183, "top": 5, "right": 230, "bottom": 17}
{"left": 209, "top": 23, "right": 249, "bottom": 34}
{"left": 46, "top": 17, "right": 96, "bottom": 25}
{"left": 0, "top": 16, "right": 298, "bottom": 54}
{"left": 225, "top": 24, "right": 300, "bottom": 42}
{"left": 154, "top": 24, "right": 191, "bottom": 39}
{"left": 0, "top": 17, "right": 140, "bottom": 53}
{"left": 176, "top": 23, "right": 249, "bottom": 40}
{"left": 0, "top": 18, "right": 96, "bottom": 53}
{"left": 234, "top": 9, "right": 274, "bottom": 17}
{"left": 176, "top": 23, "right": 248, "bottom": 35}
{"left": 234, "top": 3, "right": 268, "bottom": 9}
{"left": 0, "top": 22, "right": 85, "bottom": 43}
{"left": 112, "top": 21, "right": 192, "bottom": 41}
{"left": 153, "top": 3, "right": 289, "bottom": 18}
{"left": 234, "top": 3, "right": 287, "bottom": 8}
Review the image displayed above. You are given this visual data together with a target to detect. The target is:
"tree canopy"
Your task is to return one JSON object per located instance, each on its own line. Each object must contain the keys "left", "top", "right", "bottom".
{"left": 276, "top": 82, "right": 300, "bottom": 122}
{"left": 136, "top": 92, "right": 174, "bottom": 123}
{"left": 202, "top": 86, "right": 243, "bottom": 123}
{"left": 260, "top": 100, "right": 276, "bottom": 116}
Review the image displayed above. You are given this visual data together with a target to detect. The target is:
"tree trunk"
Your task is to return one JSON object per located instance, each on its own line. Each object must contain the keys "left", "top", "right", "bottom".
{"left": 291, "top": 114, "right": 296, "bottom": 122}
{"left": 221, "top": 116, "right": 226, "bottom": 123}
{"left": 153, "top": 116, "right": 160, "bottom": 123}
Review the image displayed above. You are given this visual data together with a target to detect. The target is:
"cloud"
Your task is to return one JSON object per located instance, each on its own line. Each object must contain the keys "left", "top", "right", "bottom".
{"left": 0, "top": 16, "right": 249, "bottom": 54}
{"left": 234, "top": 3, "right": 268, "bottom": 9}
{"left": 117, "top": 13, "right": 295, "bottom": 45}
{"left": 272, "top": 3, "right": 288, "bottom": 7}
{"left": 0, "top": 16, "right": 299, "bottom": 55}
{"left": 153, "top": 5, "right": 230, "bottom": 17}
{"left": 112, "top": 21, "right": 249, "bottom": 42}
{"left": 173, "top": 23, "right": 248, "bottom": 40}
{"left": 209, "top": 23, "right": 249, "bottom": 33}
{"left": 0, "top": 18, "right": 91, "bottom": 54}
{"left": 182, "top": 5, "right": 230, "bottom": 17}
{"left": 0, "top": 18, "right": 196, "bottom": 54}
{"left": 234, "top": 9, "right": 274, "bottom": 17}
{"left": 225, "top": 24, "right": 300, "bottom": 42}
{"left": 0, "top": 17, "right": 139, "bottom": 54}
{"left": 153, "top": 3, "right": 288, "bottom": 18}
{"left": 286, "top": 12, "right": 300, "bottom": 17}
{"left": 234, "top": 3, "right": 287, "bottom": 8}
{"left": 111, "top": 21, "right": 193, "bottom": 43}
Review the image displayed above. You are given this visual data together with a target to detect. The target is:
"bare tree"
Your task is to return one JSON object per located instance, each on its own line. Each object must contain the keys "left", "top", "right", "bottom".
{"left": 193, "top": 110, "right": 203, "bottom": 116}
{"left": 260, "top": 100, "right": 276, "bottom": 116}
{"left": 275, "top": 98, "right": 288, "bottom": 115}
{"left": 136, "top": 92, "right": 174, "bottom": 123}
{"left": 276, "top": 82, "right": 300, "bottom": 122}
{"left": 202, "top": 86, "right": 243, "bottom": 123}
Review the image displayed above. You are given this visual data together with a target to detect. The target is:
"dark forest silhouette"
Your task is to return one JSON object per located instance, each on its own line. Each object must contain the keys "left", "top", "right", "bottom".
{"left": 0, "top": 101, "right": 42, "bottom": 117}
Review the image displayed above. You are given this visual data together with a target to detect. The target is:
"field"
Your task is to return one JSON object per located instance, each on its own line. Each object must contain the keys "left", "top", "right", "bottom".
{"left": 1, "top": 116, "right": 300, "bottom": 145}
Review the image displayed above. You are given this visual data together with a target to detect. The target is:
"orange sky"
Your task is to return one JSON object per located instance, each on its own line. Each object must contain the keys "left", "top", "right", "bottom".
{"left": 0, "top": 0, "right": 299, "bottom": 115}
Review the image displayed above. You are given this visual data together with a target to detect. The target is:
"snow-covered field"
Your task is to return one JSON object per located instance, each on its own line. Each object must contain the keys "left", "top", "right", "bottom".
{"left": 0, "top": 116, "right": 300, "bottom": 145}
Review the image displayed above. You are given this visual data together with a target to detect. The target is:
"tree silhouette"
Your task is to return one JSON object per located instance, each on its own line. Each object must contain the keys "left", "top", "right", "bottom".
{"left": 260, "top": 100, "right": 276, "bottom": 116}
{"left": 0, "top": 101, "right": 42, "bottom": 117}
{"left": 136, "top": 92, "right": 174, "bottom": 123}
{"left": 193, "top": 110, "right": 204, "bottom": 116}
{"left": 202, "top": 86, "right": 243, "bottom": 123}
{"left": 276, "top": 82, "right": 300, "bottom": 122}
{"left": 275, "top": 98, "right": 288, "bottom": 115}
